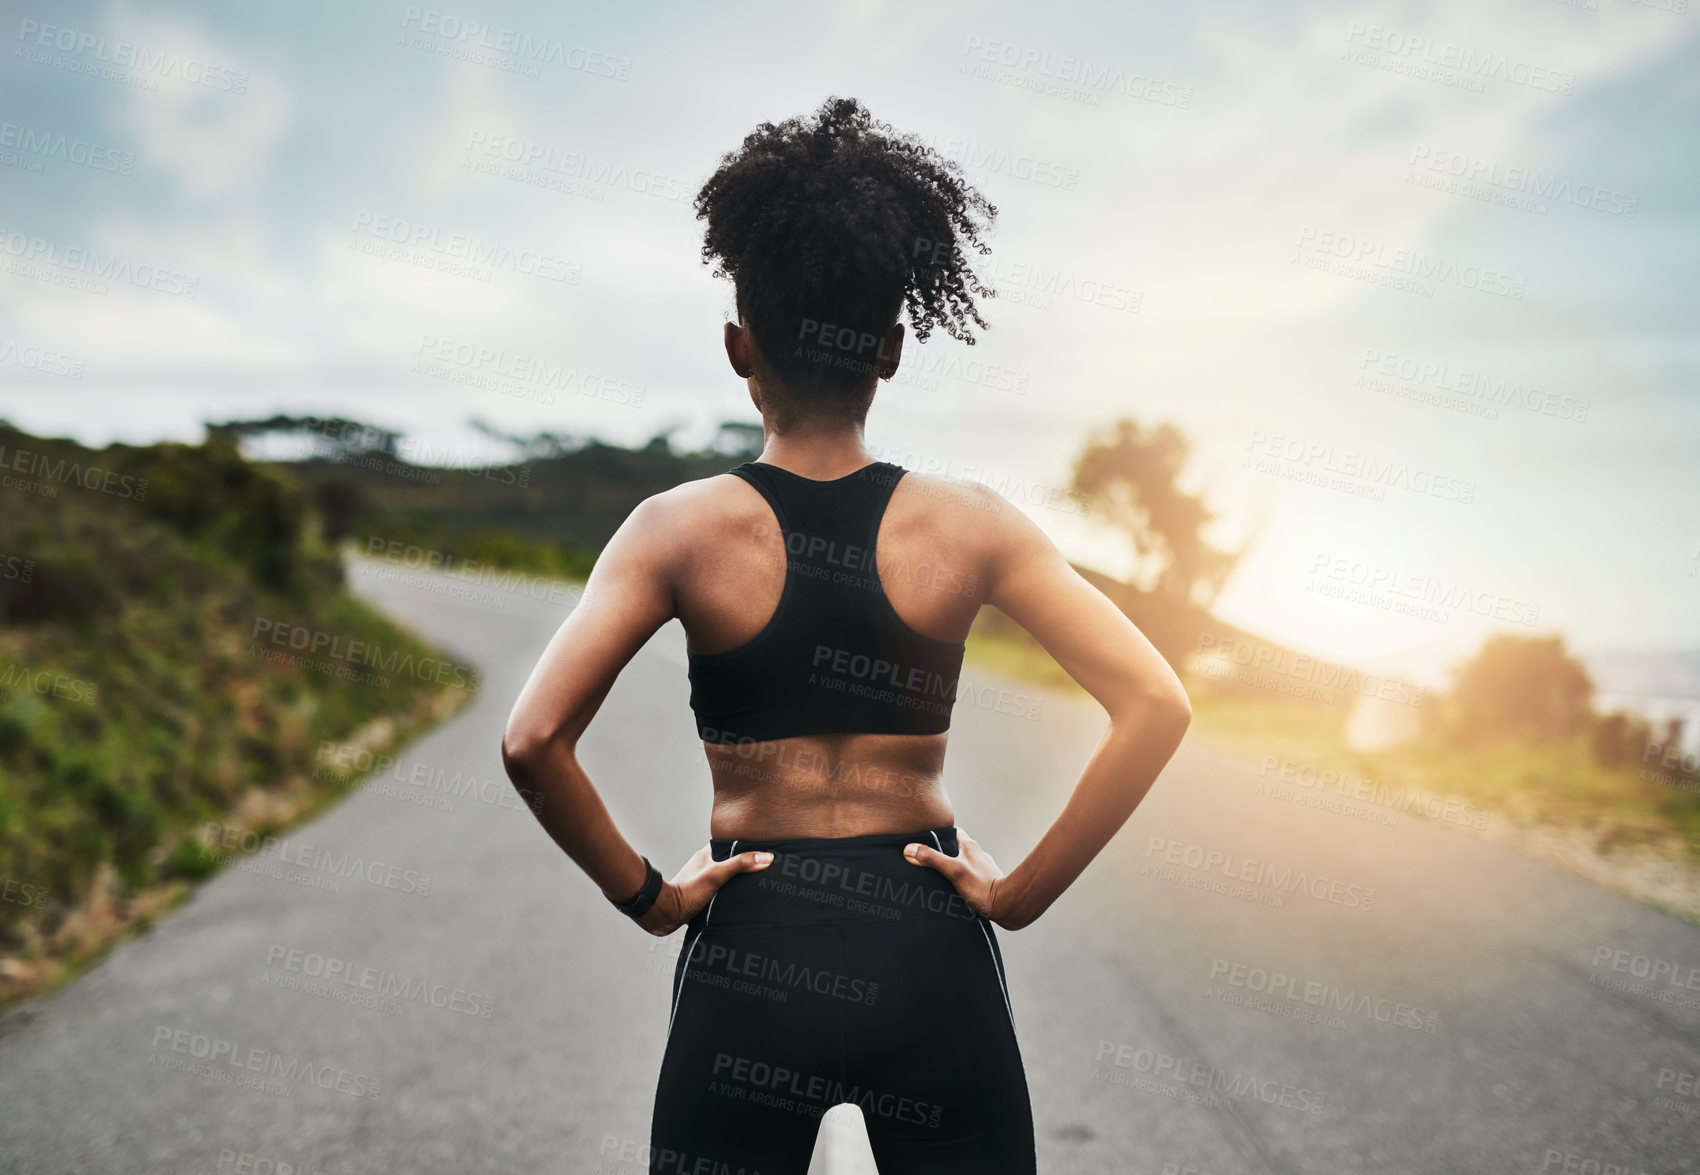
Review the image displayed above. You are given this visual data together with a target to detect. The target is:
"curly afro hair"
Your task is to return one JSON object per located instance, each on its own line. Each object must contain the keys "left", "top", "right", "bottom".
{"left": 695, "top": 96, "right": 997, "bottom": 410}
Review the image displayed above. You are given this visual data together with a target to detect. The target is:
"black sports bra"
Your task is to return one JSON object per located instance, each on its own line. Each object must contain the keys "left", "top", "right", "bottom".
{"left": 686, "top": 460, "right": 967, "bottom": 744}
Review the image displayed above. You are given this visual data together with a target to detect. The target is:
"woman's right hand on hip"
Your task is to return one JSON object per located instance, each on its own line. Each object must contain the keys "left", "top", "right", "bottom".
{"left": 634, "top": 844, "right": 774, "bottom": 936}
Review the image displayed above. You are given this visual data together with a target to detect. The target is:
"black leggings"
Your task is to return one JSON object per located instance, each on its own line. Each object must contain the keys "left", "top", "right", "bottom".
{"left": 650, "top": 826, "right": 1037, "bottom": 1174}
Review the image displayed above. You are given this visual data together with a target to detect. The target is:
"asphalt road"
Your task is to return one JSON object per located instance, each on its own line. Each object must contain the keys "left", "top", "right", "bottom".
{"left": 2, "top": 559, "right": 1697, "bottom": 1174}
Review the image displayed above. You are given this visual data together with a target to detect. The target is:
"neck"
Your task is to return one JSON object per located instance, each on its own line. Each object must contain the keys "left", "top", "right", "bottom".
{"left": 757, "top": 418, "right": 873, "bottom": 479}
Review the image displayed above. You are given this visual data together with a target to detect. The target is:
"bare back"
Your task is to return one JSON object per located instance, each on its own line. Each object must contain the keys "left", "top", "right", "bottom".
{"left": 665, "top": 466, "right": 996, "bottom": 839}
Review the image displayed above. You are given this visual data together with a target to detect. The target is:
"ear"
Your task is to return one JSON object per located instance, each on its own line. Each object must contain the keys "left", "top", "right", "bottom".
{"left": 724, "top": 321, "right": 754, "bottom": 379}
{"left": 877, "top": 323, "right": 905, "bottom": 380}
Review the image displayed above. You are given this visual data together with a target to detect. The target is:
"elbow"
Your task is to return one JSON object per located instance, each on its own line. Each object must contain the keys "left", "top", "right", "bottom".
{"left": 1150, "top": 689, "right": 1193, "bottom": 743}
{"left": 500, "top": 719, "right": 560, "bottom": 784}
{"left": 1165, "top": 679, "right": 1193, "bottom": 729}
{"left": 1112, "top": 678, "right": 1192, "bottom": 737}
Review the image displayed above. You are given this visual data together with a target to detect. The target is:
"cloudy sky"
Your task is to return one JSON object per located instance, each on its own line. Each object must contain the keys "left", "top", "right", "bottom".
{"left": 2, "top": 0, "right": 1696, "bottom": 689}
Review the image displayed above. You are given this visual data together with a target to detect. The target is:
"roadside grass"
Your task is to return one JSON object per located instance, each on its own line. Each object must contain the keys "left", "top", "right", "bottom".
{"left": 964, "top": 618, "right": 1700, "bottom": 862}
{"left": 0, "top": 426, "right": 478, "bottom": 1011}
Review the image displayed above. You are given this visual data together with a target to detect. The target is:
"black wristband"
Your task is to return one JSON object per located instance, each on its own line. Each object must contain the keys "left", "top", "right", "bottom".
{"left": 611, "top": 856, "right": 664, "bottom": 919}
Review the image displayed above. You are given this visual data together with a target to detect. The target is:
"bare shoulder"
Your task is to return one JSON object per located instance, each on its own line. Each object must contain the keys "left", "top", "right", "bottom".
{"left": 891, "top": 469, "right": 1050, "bottom": 554}
{"left": 606, "top": 471, "right": 767, "bottom": 566}
{"left": 632, "top": 469, "right": 754, "bottom": 518}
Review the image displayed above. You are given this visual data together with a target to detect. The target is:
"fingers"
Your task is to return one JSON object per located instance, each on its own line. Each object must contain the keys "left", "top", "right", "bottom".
{"left": 902, "top": 842, "right": 964, "bottom": 880}
{"left": 954, "top": 830, "right": 1000, "bottom": 872}
{"left": 716, "top": 850, "right": 773, "bottom": 880}
{"left": 671, "top": 844, "right": 714, "bottom": 885}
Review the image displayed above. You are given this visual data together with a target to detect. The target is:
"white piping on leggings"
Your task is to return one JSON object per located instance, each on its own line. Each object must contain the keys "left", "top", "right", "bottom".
{"left": 931, "top": 829, "right": 1017, "bottom": 1037}
{"left": 667, "top": 839, "right": 738, "bottom": 1042}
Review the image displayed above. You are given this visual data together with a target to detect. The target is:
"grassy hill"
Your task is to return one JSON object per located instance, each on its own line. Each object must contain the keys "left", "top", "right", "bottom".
{"left": 0, "top": 423, "right": 476, "bottom": 1005}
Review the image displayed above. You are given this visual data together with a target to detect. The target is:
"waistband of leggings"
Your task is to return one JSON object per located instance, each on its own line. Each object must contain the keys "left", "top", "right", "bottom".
{"left": 710, "top": 825, "right": 958, "bottom": 860}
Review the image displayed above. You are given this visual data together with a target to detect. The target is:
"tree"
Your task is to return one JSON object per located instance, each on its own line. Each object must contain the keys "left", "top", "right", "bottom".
{"left": 1070, "top": 418, "right": 1239, "bottom": 609}
{"left": 207, "top": 415, "right": 401, "bottom": 458}
{"left": 1447, "top": 633, "right": 1594, "bottom": 746}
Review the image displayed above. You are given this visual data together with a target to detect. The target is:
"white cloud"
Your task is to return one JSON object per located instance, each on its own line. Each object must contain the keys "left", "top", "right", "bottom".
{"left": 104, "top": 0, "right": 295, "bottom": 203}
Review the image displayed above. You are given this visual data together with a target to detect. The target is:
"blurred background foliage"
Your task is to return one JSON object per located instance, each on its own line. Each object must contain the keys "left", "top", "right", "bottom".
{"left": 0, "top": 421, "right": 467, "bottom": 990}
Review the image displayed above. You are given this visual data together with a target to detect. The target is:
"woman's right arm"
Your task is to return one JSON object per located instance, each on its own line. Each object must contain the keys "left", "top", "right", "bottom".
{"left": 911, "top": 486, "right": 1193, "bottom": 930}
{"left": 500, "top": 492, "right": 773, "bottom": 934}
